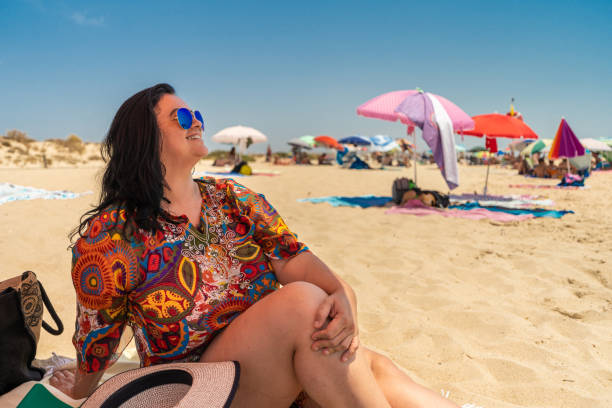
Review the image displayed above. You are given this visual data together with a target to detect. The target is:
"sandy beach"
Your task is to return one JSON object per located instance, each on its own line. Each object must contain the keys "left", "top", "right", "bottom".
{"left": 1, "top": 158, "right": 611, "bottom": 407}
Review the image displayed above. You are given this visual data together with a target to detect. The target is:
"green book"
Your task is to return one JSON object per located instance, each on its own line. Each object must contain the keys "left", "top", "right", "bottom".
{"left": 17, "top": 384, "right": 72, "bottom": 408}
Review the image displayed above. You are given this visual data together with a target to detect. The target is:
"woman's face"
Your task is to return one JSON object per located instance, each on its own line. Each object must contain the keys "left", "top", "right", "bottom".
{"left": 156, "top": 93, "right": 208, "bottom": 169}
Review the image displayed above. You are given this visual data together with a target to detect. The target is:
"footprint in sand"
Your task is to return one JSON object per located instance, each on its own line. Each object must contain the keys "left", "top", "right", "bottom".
{"left": 585, "top": 269, "right": 611, "bottom": 289}
{"left": 478, "top": 358, "right": 538, "bottom": 383}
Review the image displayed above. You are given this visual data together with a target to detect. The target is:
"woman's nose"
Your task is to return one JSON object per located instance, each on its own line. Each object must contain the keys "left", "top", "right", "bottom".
{"left": 191, "top": 113, "right": 202, "bottom": 129}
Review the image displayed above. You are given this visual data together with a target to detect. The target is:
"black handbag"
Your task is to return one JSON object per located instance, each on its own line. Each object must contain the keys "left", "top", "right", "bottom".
{"left": 0, "top": 271, "right": 64, "bottom": 395}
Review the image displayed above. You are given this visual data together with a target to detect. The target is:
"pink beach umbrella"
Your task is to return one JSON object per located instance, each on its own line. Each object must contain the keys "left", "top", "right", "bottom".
{"left": 357, "top": 89, "right": 473, "bottom": 187}
{"left": 357, "top": 90, "right": 475, "bottom": 134}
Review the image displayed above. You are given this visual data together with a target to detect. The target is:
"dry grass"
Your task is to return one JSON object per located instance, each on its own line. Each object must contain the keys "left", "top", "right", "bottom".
{"left": 24, "top": 156, "right": 39, "bottom": 165}
{"left": 7, "top": 146, "right": 27, "bottom": 155}
{"left": 52, "top": 154, "right": 79, "bottom": 165}
{"left": 65, "top": 134, "right": 85, "bottom": 154}
{"left": 4, "top": 129, "right": 34, "bottom": 144}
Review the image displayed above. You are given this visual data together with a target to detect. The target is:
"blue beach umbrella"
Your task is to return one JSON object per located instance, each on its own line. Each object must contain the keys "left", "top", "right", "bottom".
{"left": 368, "top": 135, "right": 399, "bottom": 152}
{"left": 338, "top": 135, "right": 372, "bottom": 146}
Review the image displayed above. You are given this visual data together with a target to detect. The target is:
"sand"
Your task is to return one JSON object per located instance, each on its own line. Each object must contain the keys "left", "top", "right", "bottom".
{"left": 1, "top": 158, "right": 610, "bottom": 407}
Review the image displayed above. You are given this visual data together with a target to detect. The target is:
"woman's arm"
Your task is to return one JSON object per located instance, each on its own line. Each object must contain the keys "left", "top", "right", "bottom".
{"left": 272, "top": 251, "right": 360, "bottom": 362}
{"left": 49, "top": 368, "right": 105, "bottom": 399}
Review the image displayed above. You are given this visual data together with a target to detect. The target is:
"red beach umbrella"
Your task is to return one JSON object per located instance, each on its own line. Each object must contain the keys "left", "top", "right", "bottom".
{"left": 314, "top": 135, "right": 343, "bottom": 151}
{"left": 460, "top": 114, "right": 538, "bottom": 196}
{"left": 461, "top": 114, "right": 538, "bottom": 139}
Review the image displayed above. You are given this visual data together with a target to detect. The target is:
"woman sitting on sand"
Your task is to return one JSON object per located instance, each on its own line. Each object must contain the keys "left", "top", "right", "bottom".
{"left": 49, "top": 84, "right": 458, "bottom": 408}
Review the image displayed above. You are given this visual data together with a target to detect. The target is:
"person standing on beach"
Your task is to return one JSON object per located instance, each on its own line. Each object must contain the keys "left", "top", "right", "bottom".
{"left": 49, "top": 83, "right": 458, "bottom": 407}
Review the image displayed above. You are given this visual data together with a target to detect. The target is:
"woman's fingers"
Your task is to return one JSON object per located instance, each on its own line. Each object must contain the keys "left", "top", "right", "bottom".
{"left": 322, "top": 333, "right": 354, "bottom": 356}
{"left": 312, "top": 326, "right": 350, "bottom": 351}
{"left": 312, "top": 313, "right": 348, "bottom": 342}
{"left": 312, "top": 295, "right": 334, "bottom": 329}
{"left": 49, "top": 369, "right": 76, "bottom": 395}
{"left": 341, "top": 335, "right": 360, "bottom": 362}
{"left": 51, "top": 369, "right": 73, "bottom": 382}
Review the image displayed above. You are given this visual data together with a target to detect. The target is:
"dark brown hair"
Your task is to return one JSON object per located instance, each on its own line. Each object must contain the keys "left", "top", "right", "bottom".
{"left": 71, "top": 83, "right": 176, "bottom": 241}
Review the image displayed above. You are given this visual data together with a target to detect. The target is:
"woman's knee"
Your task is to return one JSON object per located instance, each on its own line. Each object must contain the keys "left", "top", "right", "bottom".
{"left": 278, "top": 281, "right": 328, "bottom": 320}
{"left": 366, "top": 349, "right": 405, "bottom": 379}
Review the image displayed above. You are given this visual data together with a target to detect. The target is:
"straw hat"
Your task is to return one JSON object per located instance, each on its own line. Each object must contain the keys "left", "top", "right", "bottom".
{"left": 82, "top": 361, "right": 240, "bottom": 408}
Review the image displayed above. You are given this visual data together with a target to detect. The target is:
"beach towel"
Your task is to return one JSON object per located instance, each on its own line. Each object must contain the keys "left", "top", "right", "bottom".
{"left": 450, "top": 194, "right": 554, "bottom": 209}
{"left": 16, "top": 384, "right": 70, "bottom": 408}
{"left": 298, "top": 195, "right": 392, "bottom": 208}
{"left": 450, "top": 193, "right": 514, "bottom": 202}
{"left": 449, "top": 202, "right": 573, "bottom": 218}
{"left": 508, "top": 183, "right": 584, "bottom": 190}
{"left": 0, "top": 183, "right": 92, "bottom": 206}
{"left": 558, "top": 173, "right": 584, "bottom": 187}
{"left": 386, "top": 200, "right": 533, "bottom": 222}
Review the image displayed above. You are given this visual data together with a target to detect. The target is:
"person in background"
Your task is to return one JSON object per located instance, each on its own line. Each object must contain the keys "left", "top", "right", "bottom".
{"left": 266, "top": 144, "right": 272, "bottom": 162}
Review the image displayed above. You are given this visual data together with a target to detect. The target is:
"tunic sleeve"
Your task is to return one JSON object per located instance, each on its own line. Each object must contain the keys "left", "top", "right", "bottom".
{"left": 71, "top": 218, "right": 140, "bottom": 373}
{"left": 227, "top": 179, "right": 309, "bottom": 260}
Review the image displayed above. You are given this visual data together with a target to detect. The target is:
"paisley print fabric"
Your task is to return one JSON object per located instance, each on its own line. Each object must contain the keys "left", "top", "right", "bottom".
{"left": 72, "top": 178, "right": 308, "bottom": 373}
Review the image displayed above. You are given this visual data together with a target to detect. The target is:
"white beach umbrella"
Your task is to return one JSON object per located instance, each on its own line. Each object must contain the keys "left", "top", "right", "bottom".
{"left": 212, "top": 126, "right": 267, "bottom": 144}
{"left": 212, "top": 125, "right": 268, "bottom": 154}
{"left": 579, "top": 138, "right": 612, "bottom": 152}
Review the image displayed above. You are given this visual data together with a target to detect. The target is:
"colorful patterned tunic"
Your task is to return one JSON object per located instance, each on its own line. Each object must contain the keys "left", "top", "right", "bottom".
{"left": 71, "top": 178, "right": 308, "bottom": 373}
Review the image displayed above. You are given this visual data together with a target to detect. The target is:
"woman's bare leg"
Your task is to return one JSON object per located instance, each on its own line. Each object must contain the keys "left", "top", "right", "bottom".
{"left": 301, "top": 349, "right": 460, "bottom": 408}
{"left": 199, "top": 281, "right": 390, "bottom": 408}
{"left": 364, "top": 349, "right": 459, "bottom": 408}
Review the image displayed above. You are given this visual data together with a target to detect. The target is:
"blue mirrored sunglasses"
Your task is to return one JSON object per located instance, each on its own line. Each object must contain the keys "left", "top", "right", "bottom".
{"left": 175, "top": 108, "right": 204, "bottom": 131}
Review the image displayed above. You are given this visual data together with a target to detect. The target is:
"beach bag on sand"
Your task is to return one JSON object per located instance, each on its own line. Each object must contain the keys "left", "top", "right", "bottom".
{"left": 0, "top": 271, "right": 64, "bottom": 395}
{"left": 392, "top": 178, "right": 418, "bottom": 204}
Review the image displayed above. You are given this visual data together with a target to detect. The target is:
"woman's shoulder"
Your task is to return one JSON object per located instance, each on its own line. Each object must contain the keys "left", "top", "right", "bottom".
{"left": 195, "top": 176, "right": 258, "bottom": 198}
{"left": 75, "top": 203, "right": 141, "bottom": 250}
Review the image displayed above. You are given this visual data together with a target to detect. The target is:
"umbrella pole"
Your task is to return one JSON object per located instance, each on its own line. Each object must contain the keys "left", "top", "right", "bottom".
{"left": 566, "top": 158, "right": 570, "bottom": 174}
{"left": 413, "top": 131, "right": 418, "bottom": 185}
{"left": 484, "top": 160, "right": 491, "bottom": 197}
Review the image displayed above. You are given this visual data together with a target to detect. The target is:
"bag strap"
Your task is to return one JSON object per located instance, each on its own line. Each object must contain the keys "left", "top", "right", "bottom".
{"left": 38, "top": 282, "right": 64, "bottom": 336}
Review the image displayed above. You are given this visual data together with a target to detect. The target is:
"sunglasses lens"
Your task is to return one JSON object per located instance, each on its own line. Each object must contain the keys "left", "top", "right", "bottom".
{"left": 194, "top": 111, "right": 204, "bottom": 132}
{"left": 176, "top": 108, "right": 192, "bottom": 129}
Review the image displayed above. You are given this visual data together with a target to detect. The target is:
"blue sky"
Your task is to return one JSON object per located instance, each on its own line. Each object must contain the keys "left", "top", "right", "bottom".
{"left": 1, "top": 0, "right": 611, "bottom": 153}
